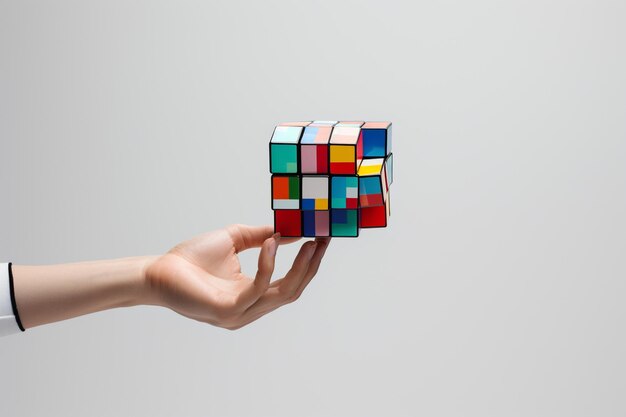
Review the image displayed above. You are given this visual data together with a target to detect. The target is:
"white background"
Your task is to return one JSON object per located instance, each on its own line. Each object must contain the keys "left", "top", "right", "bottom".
{"left": 1, "top": 1, "right": 625, "bottom": 416}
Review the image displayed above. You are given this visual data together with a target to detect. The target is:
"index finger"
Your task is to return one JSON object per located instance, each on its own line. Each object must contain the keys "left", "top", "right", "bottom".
{"left": 228, "top": 224, "right": 300, "bottom": 252}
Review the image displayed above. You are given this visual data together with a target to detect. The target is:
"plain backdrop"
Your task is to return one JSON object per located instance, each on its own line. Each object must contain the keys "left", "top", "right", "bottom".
{"left": 1, "top": 1, "right": 625, "bottom": 416}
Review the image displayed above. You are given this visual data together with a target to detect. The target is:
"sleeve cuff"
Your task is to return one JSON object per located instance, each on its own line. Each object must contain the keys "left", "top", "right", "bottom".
{"left": 0, "top": 262, "right": 25, "bottom": 336}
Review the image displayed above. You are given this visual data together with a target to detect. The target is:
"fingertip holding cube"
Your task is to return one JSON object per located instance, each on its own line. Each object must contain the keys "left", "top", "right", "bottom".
{"left": 270, "top": 120, "right": 393, "bottom": 237}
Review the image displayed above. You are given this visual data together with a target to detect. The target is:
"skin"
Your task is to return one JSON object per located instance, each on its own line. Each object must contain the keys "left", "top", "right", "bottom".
{"left": 12, "top": 224, "right": 331, "bottom": 331}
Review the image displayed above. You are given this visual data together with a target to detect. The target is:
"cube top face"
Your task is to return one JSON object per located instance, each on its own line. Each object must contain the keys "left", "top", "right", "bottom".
{"left": 301, "top": 125, "right": 333, "bottom": 145}
{"left": 357, "top": 158, "right": 385, "bottom": 177}
{"left": 338, "top": 121, "right": 364, "bottom": 127}
{"left": 270, "top": 121, "right": 393, "bottom": 237}
{"left": 362, "top": 121, "right": 391, "bottom": 129}
{"left": 279, "top": 121, "right": 311, "bottom": 127}
{"left": 310, "top": 120, "right": 338, "bottom": 126}
{"left": 271, "top": 126, "right": 303, "bottom": 144}
{"left": 329, "top": 126, "right": 361, "bottom": 145}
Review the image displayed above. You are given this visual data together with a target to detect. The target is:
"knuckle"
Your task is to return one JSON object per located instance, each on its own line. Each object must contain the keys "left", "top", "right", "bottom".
{"left": 286, "top": 291, "right": 301, "bottom": 304}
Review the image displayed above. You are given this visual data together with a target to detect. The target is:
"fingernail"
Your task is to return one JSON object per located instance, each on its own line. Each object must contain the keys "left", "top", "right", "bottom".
{"left": 308, "top": 242, "right": 317, "bottom": 258}
{"left": 273, "top": 232, "right": 281, "bottom": 242}
{"left": 269, "top": 238, "right": 278, "bottom": 257}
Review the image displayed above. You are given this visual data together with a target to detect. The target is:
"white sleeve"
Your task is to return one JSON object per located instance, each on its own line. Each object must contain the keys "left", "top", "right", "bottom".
{"left": 0, "top": 263, "right": 24, "bottom": 336}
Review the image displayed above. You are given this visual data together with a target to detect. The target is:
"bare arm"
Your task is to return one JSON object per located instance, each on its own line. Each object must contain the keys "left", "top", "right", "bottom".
{"left": 11, "top": 225, "right": 330, "bottom": 331}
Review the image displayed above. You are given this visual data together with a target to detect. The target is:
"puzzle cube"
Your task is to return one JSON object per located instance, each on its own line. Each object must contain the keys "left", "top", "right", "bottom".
{"left": 269, "top": 121, "right": 394, "bottom": 237}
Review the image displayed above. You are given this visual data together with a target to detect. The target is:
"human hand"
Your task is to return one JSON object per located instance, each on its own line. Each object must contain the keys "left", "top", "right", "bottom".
{"left": 144, "top": 224, "right": 331, "bottom": 330}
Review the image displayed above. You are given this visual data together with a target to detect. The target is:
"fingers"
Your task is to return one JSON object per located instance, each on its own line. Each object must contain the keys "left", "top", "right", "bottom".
{"left": 234, "top": 237, "right": 331, "bottom": 327}
{"left": 228, "top": 224, "right": 301, "bottom": 252}
{"left": 235, "top": 233, "right": 280, "bottom": 310}
{"left": 294, "top": 237, "right": 331, "bottom": 297}
{"left": 274, "top": 240, "right": 318, "bottom": 301}
{"left": 228, "top": 224, "right": 273, "bottom": 253}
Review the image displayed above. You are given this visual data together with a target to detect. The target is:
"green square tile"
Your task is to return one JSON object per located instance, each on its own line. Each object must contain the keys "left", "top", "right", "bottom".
{"left": 271, "top": 144, "right": 298, "bottom": 173}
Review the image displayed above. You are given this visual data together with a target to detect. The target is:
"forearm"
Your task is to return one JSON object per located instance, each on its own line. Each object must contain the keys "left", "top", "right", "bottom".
{"left": 12, "top": 256, "right": 157, "bottom": 329}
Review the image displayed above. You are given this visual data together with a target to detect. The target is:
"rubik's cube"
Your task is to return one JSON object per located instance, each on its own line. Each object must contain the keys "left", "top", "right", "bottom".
{"left": 269, "top": 121, "right": 393, "bottom": 237}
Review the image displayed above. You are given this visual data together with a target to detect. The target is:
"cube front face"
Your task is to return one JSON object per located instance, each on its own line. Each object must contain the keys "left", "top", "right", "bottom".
{"left": 302, "top": 176, "right": 329, "bottom": 210}
{"left": 270, "top": 144, "right": 298, "bottom": 173}
{"left": 272, "top": 175, "right": 300, "bottom": 209}
{"left": 303, "top": 210, "right": 330, "bottom": 237}
{"left": 301, "top": 145, "right": 328, "bottom": 174}
{"left": 274, "top": 210, "right": 302, "bottom": 237}
{"left": 270, "top": 121, "right": 393, "bottom": 237}
{"left": 331, "top": 176, "right": 359, "bottom": 209}
{"left": 331, "top": 209, "right": 359, "bottom": 237}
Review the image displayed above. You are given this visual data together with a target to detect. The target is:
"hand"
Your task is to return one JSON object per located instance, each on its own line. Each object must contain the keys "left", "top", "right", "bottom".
{"left": 144, "top": 224, "right": 331, "bottom": 330}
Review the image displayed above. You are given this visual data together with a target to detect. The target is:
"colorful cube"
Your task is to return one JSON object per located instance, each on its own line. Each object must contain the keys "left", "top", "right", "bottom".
{"left": 269, "top": 121, "right": 394, "bottom": 237}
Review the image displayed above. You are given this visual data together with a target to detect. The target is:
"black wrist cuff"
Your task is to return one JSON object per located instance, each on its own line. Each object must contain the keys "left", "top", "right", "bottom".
{"left": 8, "top": 263, "right": 25, "bottom": 332}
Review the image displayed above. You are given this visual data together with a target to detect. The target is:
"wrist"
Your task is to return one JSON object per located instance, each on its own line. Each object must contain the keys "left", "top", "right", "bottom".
{"left": 133, "top": 255, "right": 161, "bottom": 307}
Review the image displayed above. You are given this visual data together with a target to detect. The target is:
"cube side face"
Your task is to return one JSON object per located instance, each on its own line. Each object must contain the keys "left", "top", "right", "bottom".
{"left": 359, "top": 176, "right": 384, "bottom": 208}
{"left": 384, "top": 153, "right": 393, "bottom": 186}
{"left": 272, "top": 175, "right": 300, "bottom": 210}
{"left": 274, "top": 210, "right": 302, "bottom": 237}
{"left": 362, "top": 128, "right": 388, "bottom": 158}
{"left": 330, "top": 176, "right": 359, "bottom": 209}
{"left": 270, "top": 144, "right": 298, "bottom": 173}
{"left": 331, "top": 209, "right": 359, "bottom": 237}
{"left": 359, "top": 205, "right": 388, "bottom": 228}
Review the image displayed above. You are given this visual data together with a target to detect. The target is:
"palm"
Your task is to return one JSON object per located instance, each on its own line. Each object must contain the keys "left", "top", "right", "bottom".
{"left": 145, "top": 224, "right": 330, "bottom": 330}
